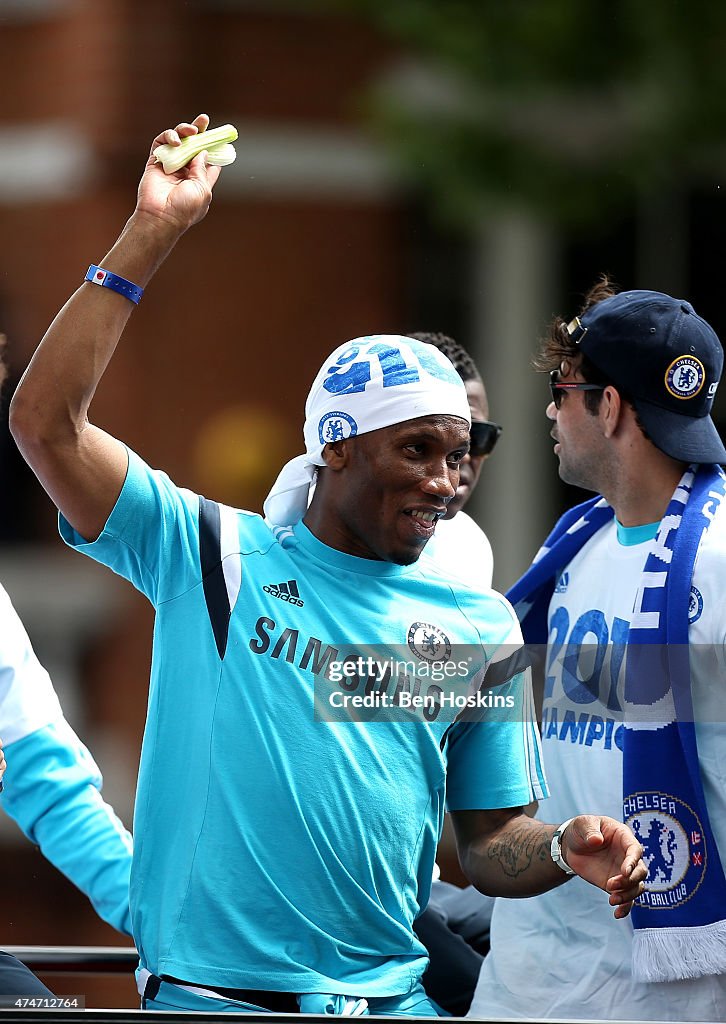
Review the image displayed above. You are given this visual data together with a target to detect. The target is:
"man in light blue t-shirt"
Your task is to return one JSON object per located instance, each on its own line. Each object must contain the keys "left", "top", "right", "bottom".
{"left": 10, "top": 113, "right": 646, "bottom": 1016}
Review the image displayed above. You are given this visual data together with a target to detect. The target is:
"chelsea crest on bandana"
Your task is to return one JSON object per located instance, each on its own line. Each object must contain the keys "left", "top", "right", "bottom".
{"left": 318, "top": 411, "right": 358, "bottom": 444}
{"left": 624, "top": 791, "right": 707, "bottom": 909}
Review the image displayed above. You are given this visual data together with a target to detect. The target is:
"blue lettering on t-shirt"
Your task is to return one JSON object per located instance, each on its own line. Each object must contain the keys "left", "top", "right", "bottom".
{"left": 542, "top": 605, "right": 631, "bottom": 751}
{"left": 542, "top": 707, "right": 624, "bottom": 751}
{"left": 545, "top": 608, "right": 631, "bottom": 713}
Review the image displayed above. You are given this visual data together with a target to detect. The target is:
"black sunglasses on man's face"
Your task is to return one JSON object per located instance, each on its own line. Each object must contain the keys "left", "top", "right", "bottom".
{"left": 549, "top": 369, "right": 605, "bottom": 410}
{"left": 469, "top": 420, "right": 502, "bottom": 457}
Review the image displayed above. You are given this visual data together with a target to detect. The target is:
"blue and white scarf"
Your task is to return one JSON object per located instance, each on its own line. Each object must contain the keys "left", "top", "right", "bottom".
{"left": 507, "top": 463, "right": 726, "bottom": 982}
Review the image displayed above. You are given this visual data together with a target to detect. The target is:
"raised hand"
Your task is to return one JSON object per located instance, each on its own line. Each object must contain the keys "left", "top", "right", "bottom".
{"left": 562, "top": 815, "right": 647, "bottom": 919}
{"left": 135, "top": 114, "right": 223, "bottom": 234}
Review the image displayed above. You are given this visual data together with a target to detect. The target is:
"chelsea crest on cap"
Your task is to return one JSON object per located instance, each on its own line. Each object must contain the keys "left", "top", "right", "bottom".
{"left": 574, "top": 290, "right": 726, "bottom": 464}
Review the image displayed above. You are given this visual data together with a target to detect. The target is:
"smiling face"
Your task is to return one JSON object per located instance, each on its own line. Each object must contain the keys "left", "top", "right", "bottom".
{"left": 444, "top": 378, "right": 489, "bottom": 519}
{"left": 312, "top": 414, "right": 470, "bottom": 565}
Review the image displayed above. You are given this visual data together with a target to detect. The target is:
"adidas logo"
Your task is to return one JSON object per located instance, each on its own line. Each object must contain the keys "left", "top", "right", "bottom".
{"left": 554, "top": 571, "right": 570, "bottom": 594}
{"left": 263, "top": 579, "right": 304, "bottom": 607}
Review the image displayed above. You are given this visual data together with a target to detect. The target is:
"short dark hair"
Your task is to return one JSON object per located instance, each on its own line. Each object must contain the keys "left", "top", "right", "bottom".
{"left": 535, "top": 274, "right": 618, "bottom": 380}
{"left": 408, "top": 331, "right": 482, "bottom": 384}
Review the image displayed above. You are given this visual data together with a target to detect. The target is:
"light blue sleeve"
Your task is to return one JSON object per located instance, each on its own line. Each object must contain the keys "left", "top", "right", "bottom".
{"left": 444, "top": 588, "right": 549, "bottom": 810}
{"left": 1, "top": 720, "right": 133, "bottom": 935}
{"left": 58, "top": 448, "right": 202, "bottom": 606}
{"left": 445, "top": 677, "right": 548, "bottom": 811}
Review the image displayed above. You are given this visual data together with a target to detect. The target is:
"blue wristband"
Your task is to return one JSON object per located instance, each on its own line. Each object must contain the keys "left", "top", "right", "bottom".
{"left": 85, "top": 265, "right": 144, "bottom": 305}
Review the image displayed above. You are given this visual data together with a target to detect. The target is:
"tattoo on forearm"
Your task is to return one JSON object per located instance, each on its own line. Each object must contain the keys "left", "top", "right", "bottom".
{"left": 487, "top": 821, "right": 551, "bottom": 878}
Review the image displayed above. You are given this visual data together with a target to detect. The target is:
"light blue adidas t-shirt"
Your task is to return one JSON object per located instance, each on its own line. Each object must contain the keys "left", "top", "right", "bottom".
{"left": 60, "top": 449, "right": 546, "bottom": 997}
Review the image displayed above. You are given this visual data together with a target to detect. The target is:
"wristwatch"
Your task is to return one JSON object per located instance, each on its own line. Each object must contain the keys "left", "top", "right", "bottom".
{"left": 550, "top": 818, "right": 576, "bottom": 875}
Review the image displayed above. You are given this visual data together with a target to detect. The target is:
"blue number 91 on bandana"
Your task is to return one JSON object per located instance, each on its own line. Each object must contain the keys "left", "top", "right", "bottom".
{"left": 322, "top": 340, "right": 459, "bottom": 396}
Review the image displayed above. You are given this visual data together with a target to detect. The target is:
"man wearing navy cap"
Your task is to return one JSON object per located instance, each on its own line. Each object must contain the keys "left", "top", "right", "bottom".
{"left": 471, "top": 275, "right": 726, "bottom": 1021}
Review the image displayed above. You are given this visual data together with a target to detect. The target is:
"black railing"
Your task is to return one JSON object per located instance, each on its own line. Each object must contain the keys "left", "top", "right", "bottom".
{"left": 3, "top": 946, "right": 137, "bottom": 975}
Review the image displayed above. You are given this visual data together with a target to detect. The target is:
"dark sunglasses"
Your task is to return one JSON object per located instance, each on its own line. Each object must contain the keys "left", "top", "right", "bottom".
{"left": 549, "top": 369, "right": 605, "bottom": 410}
{"left": 469, "top": 420, "right": 502, "bottom": 457}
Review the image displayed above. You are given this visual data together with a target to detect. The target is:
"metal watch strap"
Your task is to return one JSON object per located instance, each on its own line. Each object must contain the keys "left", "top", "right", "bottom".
{"left": 550, "top": 817, "right": 576, "bottom": 875}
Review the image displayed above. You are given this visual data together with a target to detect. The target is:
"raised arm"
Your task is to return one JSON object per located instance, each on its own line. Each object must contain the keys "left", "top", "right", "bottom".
{"left": 9, "top": 115, "right": 222, "bottom": 542}
{"left": 451, "top": 807, "right": 646, "bottom": 919}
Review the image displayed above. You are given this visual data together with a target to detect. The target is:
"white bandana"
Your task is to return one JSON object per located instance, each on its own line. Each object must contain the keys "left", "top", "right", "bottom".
{"left": 263, "top": 334, "right": 471, "bottom": 527}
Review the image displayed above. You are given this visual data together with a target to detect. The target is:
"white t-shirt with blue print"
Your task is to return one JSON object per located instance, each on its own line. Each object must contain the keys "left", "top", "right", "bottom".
{"left": 472, "top": 511, "right": 726, "bottom": 1022}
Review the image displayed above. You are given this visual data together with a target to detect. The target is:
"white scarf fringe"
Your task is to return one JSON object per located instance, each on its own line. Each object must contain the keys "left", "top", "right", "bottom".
{"left": 633, "top": 918, "right": 726, "bottom": 982}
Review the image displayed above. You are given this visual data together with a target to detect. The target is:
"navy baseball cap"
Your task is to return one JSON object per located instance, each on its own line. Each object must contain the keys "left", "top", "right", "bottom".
{"left": 569, "top": 289, "right": 726, "bottom": 464}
